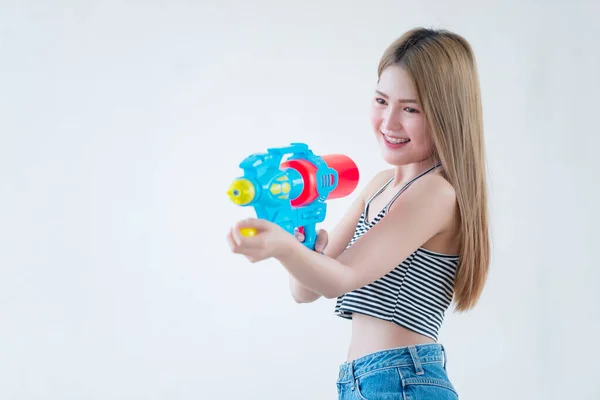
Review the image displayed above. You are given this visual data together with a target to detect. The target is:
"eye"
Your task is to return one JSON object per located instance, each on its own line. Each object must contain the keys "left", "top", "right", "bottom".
{"left": 375, "top": 97, "right": 387, "bottom": 105}
{"left": 404, "top": 107, "right": 419, "bottom": 113}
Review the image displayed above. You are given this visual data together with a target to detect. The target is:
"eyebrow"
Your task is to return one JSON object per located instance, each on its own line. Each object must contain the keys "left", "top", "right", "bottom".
{"left": 375, "top": 90, "right": 419, "bottom": 104}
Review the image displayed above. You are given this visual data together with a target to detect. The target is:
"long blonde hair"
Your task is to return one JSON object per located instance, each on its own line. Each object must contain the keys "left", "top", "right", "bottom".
{"left": 378, "top": 27, "right": 490, "bottom": 312}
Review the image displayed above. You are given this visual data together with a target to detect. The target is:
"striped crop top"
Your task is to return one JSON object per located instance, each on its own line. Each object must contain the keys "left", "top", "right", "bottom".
{"left": 334, "top": 164, "right": 460, "bottom": 341}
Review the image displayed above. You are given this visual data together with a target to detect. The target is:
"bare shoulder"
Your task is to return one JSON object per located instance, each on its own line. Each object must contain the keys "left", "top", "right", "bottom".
{"left": 388, "top": 172, "right": 457, "bottom": 229}
{"left": 416, "top": 172, "right": 456, "bottom": 201}
{"left": 359, "top": 168, "right": 395, "bottom": 200}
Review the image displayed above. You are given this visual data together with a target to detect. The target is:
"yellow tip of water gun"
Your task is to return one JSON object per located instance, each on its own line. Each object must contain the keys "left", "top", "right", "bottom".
{"left": 226, "top": 178, "right": 255, "bottom": 205}
{"left": 227, "top": 178, "right": 257, "bottom": 236}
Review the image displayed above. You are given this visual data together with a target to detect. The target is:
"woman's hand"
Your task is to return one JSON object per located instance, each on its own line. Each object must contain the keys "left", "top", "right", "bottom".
{"left": 227, "top": 218, "right": 297, "bottom": 263}
{"left": 294, "top": 228, "right": 329, "bottom": 254}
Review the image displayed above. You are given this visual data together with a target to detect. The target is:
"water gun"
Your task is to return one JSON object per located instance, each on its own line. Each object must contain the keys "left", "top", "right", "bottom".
{"left": 226, "top": 142, "right": 360, "bottom": 250}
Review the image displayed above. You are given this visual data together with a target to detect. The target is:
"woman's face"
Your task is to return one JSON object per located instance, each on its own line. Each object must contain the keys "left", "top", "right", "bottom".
{"left": 370, "top": 65, "right": 435, "bottom": 166}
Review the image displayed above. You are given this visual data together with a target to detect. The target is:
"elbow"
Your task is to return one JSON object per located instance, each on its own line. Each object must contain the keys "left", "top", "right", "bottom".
{"left": 291, "top": 290, "right": 340, "bottom": 302}
{"left": 322, "top": 288, "right": 342, "bottom": 300}
{"left": 322, "top": 278, "right": 353, "bottom": 300}
{"left": 292, "top": 294, "right": 318, "bottom": 304}
{"left": 290, "top": 290, "right": 320, "bottom": 304}
{"left": 290, "top": 291, "right": 306, "bottom": 303}
{"left": 296, "top": 289, "right": 337, "bottom": 301}
{"left": 293, "top": 295, "right": 311, "bottom": 304}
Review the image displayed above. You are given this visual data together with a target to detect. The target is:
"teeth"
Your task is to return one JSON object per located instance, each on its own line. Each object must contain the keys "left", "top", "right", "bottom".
{"left": 383, "top": 134, "right": 410, "bottom": 144}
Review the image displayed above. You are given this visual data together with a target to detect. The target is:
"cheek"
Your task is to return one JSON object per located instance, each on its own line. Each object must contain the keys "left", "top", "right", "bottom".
{"left": 369, "top": 107, "right": 382, "bottom": 131}
{"left": 413, "top": 124, "right": 435, "bottom": 151}
{"left": 407, "top": 119, "right": 428, "bottom": 140}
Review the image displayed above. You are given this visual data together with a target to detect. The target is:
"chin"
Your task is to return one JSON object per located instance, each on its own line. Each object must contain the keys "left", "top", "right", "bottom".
{"left": 382, "top": 156, "right": 409, "bottom": 166}
{"left": 379, "top": 145, "right": 409, "bottom": 166}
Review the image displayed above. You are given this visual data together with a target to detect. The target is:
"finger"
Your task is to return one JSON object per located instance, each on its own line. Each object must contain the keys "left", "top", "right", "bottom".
{"left": 226, "top": 229, "right": 233, "bottom": 247}
{"left": 242, "top": 234, "right": 266, "bottom": 249}
{"left": 233, "top": 220, "right": 264, "bottom": 244}
{"left": 230, "top": 225, "right": 244, "bottom": 247}
{"left": 227, "top": 229, "right": 240, "bottom": 252}
{"left": 232, "top": 224, "right": 265, "bottom": 250}
{"left": 314, "top": 229, "right": 329, "bottom": 253}
{"left": 230, "top": 228, "right": 262, "bottom": 257}
{"left": 235, "top": 218, "right": 270, "bottom": 232}
{"left": 294, "top": 229, "right": 305, "bottom": 242}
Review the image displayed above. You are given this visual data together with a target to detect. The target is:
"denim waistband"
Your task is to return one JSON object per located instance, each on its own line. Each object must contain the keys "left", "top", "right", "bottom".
{"left": 337, "top": 343, "right": 447, "bottom": 383}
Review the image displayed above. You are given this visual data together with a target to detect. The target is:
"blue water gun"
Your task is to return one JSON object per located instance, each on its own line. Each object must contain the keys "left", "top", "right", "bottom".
{"left": 227, "top": 142, "right": 360, "bottom": 250}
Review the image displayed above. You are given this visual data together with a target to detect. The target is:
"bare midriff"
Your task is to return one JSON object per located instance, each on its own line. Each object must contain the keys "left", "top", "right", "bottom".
{"left": 346, "top": 312, "right": 435, "bottom": 362}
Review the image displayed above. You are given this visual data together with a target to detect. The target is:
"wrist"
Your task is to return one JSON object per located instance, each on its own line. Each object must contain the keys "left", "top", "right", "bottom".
{"left": 274, "top": 234, "right": 300, "bottom": 261}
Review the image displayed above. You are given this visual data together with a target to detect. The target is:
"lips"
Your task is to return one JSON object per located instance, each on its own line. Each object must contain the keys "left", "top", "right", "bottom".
{"left": 381, "top": 132, "right": 410, "bottom": 145}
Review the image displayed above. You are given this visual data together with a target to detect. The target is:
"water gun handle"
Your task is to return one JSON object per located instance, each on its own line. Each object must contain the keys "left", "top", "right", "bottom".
{"left": 298, "top": 224, "right": 318, "bottom": 251}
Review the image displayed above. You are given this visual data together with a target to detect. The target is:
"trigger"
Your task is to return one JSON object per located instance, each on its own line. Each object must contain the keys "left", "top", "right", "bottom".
{"left": 298, "top": 227, "right": 305, "bottom": 235}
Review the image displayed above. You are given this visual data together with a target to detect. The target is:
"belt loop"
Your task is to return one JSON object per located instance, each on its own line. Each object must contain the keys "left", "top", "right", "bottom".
{"left": 441, "top": 344, "right": 447, "bottom": 370}
{"left": 349, "top": 360, "right": 358, "bottom": 392}
{"left": 338, "top": 365, "right": 345, "bottom": 381}
{"left": 408, "top": 345, "right": 424, "bottom": 375}
{"left": 338, "top": 361, "right": 355, "bottom": 383}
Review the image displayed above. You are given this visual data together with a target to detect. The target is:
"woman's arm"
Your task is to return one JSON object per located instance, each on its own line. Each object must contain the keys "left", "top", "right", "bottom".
{"left": 289, "top": 197, "right": 361, "bottom": 303}
{"left": 279, "top": 174, "right": 456, "bottom": 299}
{"left": 227, "top": 172, "right": 453, "bottom": 299}
{"left": 289, "top": 229, "right": 327, "bottom": 303}
{"left": 288, "top": 170, "right": 394, "bottom": 303}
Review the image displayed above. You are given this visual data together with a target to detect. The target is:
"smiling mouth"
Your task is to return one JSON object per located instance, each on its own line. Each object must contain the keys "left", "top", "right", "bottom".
{"left": 381, "top": 132, "right": 410, "bottom": 144}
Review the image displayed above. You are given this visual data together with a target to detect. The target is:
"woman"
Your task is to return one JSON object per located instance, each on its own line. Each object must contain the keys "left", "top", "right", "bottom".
{"left": 228, "top": 27, "right": 490, "bottom": 399}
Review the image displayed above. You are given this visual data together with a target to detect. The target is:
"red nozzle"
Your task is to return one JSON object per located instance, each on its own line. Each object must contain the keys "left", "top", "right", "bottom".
{"left": 322, "top": 154, "right": 360, "bottom": 200}
{"left": 281, "top": 154, "right": 359, "bottom": 207}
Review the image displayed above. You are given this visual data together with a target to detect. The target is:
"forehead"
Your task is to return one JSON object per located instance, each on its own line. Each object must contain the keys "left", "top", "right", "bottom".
{"left": 377, "top": 65, "right": 418, "bottom": 98}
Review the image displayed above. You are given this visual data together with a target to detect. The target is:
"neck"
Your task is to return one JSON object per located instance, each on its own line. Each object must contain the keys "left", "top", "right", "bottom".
{"left": 391, "top": 157, "right": 440, "bottom": 188}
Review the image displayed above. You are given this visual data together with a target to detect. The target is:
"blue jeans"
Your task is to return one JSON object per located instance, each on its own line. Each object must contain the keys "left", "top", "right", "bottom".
{"left": 336, "top": 343, "right": 458, "bottom": 400}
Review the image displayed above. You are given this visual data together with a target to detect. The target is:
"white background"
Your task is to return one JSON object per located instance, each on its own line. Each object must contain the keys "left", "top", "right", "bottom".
{"left": 1, "top": 1, "right": 599, "bottom": 399}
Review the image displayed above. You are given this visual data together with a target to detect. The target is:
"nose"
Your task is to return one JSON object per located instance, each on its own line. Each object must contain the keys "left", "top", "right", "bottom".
{"left": 381, "top": 106, "right": 403, "bottom": 132}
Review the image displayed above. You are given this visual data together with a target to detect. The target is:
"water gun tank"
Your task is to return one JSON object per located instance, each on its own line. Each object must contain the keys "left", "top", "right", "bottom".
{"left": 281, "top": 154, "right": 359, "bottom": 207}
